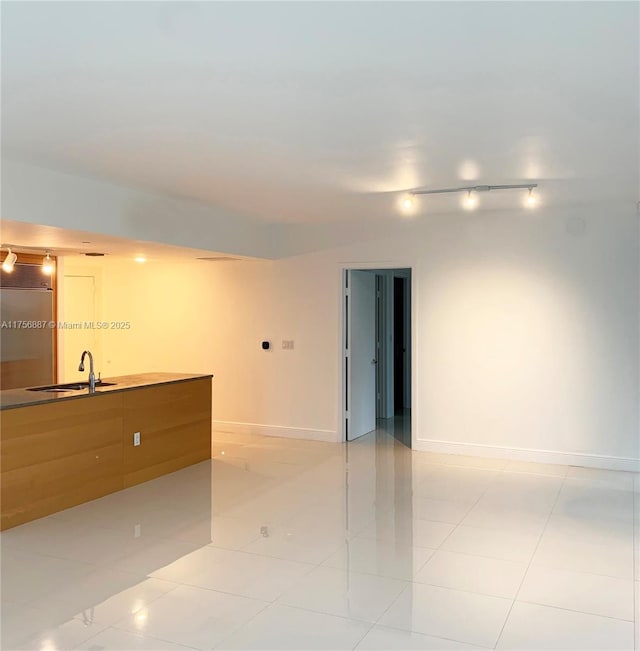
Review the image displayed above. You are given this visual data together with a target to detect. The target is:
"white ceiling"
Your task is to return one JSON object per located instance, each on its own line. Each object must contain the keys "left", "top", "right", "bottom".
{"left": 2, "top": 2, "right": 638, "bottom": 224}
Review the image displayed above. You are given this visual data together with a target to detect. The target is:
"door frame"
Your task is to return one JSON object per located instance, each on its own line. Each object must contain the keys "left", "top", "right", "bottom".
{"left": 339, "top": 262, "right": 417, "bottom": 446}
{"left": 56, "top": 258, "right": 103, "bottom": 383}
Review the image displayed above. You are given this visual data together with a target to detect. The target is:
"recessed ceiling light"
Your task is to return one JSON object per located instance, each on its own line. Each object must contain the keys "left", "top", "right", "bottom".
{"left": 134, "top": 256, "right": 146, "bottom": 263}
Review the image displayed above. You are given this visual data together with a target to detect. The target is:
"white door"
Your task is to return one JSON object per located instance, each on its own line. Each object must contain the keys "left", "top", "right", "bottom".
{"left": 61, "top": 275, "right": 97, "bottom": 382}
{"left": 346, "top": 270, "right": 377, "bottom": 440}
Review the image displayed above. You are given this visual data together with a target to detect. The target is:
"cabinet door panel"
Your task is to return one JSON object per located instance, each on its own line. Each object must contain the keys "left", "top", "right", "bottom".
{"left": 123, "top": 378, "right": 211, "bottom": 487}
{"left": 0, "top": 394, "right": 124, "bottom": 529}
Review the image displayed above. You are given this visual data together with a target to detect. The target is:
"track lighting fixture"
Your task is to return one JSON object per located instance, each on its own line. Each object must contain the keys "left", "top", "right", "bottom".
{"left": 2, "top": 248, "right": 17, "bottom": 273}
{"left": 42, "top": 251, "right": 54, "bottom": 275}
{"left": 402, "top": 183, "right": 539, "bottom": 212}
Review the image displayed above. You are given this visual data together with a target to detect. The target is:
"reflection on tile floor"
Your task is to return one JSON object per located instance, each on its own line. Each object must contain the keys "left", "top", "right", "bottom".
{"left": 1, "top": 423, "right": 638, "bottom": 650}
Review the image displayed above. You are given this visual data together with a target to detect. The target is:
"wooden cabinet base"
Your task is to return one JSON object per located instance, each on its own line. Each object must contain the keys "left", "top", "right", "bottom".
{"left": 123, "top": 379, "right": 211, "bottom": 488}
{"left": 0, "top": 377, "right": 211, "bottom": 530}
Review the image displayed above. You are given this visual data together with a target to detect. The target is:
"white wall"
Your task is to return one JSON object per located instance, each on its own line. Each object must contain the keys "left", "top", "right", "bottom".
{"left": 60, "top": 200, "right": 639, "bottom": 469}
{"left": 60, "top": 254, "right": 338, "bottom": 441}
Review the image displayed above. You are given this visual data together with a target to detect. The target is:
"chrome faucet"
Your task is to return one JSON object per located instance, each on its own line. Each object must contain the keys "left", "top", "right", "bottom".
{"left": 78, "top": 350, "right": 96, "bottom": 392}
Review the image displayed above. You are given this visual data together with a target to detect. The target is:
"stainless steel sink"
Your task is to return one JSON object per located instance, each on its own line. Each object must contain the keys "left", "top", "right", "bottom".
{"left": 27, "top": 381, "right": 116, "bottom": 392}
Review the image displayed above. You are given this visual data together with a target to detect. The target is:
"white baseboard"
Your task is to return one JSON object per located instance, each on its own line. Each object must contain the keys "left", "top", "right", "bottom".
{"left": 413, "top": 438, "right": 640, "bottom": 472}
{"left": 212, "top": 420, "right": 340, "bottom": 443}
{"left": 210, "top": 422, "right": 638, "bottom": 471}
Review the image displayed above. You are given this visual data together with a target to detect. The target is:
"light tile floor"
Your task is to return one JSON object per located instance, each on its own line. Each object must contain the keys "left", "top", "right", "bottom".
{"left": 1, "top": 422, "right": 638, "bottom": 650}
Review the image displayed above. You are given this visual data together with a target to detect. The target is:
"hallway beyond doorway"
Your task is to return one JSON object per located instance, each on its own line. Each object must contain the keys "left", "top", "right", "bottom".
{"left": 377, "top": 409, "right": 411, "bottom": 448}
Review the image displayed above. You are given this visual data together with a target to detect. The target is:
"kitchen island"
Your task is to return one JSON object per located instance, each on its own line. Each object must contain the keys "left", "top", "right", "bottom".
{"left": 0, "top": 372, "right": 212, "bottom": 530}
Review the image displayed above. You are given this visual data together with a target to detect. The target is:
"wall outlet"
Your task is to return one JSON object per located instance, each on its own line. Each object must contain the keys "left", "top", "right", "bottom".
{"left": 282, "top": 340, "right": 294, "bottom": 350}
{"left": 133, "top": 431, "right": 141, "bottom": 446}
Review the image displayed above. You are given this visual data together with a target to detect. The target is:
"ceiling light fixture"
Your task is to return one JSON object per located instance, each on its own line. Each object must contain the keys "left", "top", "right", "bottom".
{"left": 463, "top": 190, "right": 478, "bottom": 211}
{"left": 524, "top": 187, "right": 538, "bottom": 208}
{"left": 402, "top": 195, "right": 414, "bottom": 211}
{"left": 2, "top": 247, "right": 17, "bottom": 273}
{"left": 404, "top": 183, "right": 539, "bottom": 212}
{"left": 134, "top": 256, "right": 146, "bottom": 263}
{"left": 42, "top": 251, "right": 54, "bottom": 275}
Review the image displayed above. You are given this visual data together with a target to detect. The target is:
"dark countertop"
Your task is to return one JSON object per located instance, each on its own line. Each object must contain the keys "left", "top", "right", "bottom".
{"left": 0, "top": 372, "right": 213, "bottom": 411}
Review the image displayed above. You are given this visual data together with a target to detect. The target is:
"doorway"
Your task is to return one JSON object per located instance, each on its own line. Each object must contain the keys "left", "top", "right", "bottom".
{"left": 60, "top": 274, "right": 98, "bottom": 383}
{"left": 343, "top": 268, "right": 412, "bottom": 446}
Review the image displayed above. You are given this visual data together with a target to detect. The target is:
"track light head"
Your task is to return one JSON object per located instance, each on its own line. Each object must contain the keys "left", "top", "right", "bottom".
{"left": 463, "top": 190, "right": 478, "bottom": 211}
{"left": 399, "top": 193, "right": 416, "bottom": 215}
{"left": 524, "top": 187, "right": 538, "bottom": 209}
{"left": 42, "top": 251, "right": 54, "bottom": 275}
{"left": 2, "top": 248, "right": 17, "bottom": 273}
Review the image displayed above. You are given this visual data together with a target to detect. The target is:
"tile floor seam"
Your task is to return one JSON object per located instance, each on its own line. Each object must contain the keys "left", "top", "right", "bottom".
{"left": 397, "top": 544, "right": 524, "bottom": 566}
{"left": 500, "top": 467, "right": 570, "bottom": 479}
{"left": 318, "top": 548, "right": 437, "bottom": 582}
{"left": 367, "top": 581, "right": 410, "bottom": 630}
{"left": 0, "top": 545, "right": 107, "bottom": 569}
{"left": 313, "top": 537, "right": 356, "bottom": 569}
{"left": 267, "top": 600, "right": 380, "bottom": 626}
{"left": 46, "top": 514, "right": 219, "bottom": 539}
{"left": 113, "top": 579, "right": 202, "bottom": 617}
{"left": 83, "top": 625, "right": 203, "bottom": 651}
{"left": 347, "top": 620, "right": 376, "bottom": 650}
{"left": 273, "top": 566, "right": 411, "bottom": 624}
{"left": 522, "top": 560, "right": 636, "bottom": 583}
{"left": 416, "top": 464, "right": 507, "bottom": 566}
{"left": 201, "top": 546, "right": 320, "bottom": 567}
{"left": 372, "top": 622, "right": 496, "bottom": 649}
{"left": 113, "top": 592, "right": 273, "bottom": 651}
{"left": 363, "top": 475, "right": 501, "bottom": 645}
{"left": 396, "top": 578, "right": 518, "bottom": 605}
{"left": 107, "top": 621, "right": 204, "bottom": 650}
{"left": 79, "top": 579, "right": 184, "bottom": 629}
{"left": 141, "top": 574, "right": 291, "bottom": 606}
{"left": 411, "top": 576, "right": 521, "bottom": 601}
{"left": 209, "top": 602, "right": 276, "bottom": 651}
{"left": 492, "top": 470, "right": 567, "bottom": 650}
{"left": 514, "top": 598, "right": 635, "bottom": 623}
{"left": 426, "top": 466, "right": 499, "bottom": 554}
